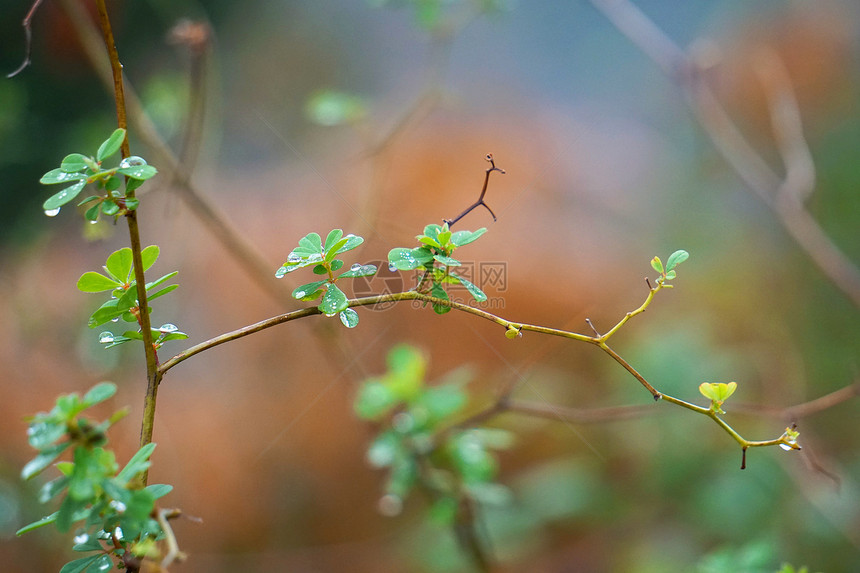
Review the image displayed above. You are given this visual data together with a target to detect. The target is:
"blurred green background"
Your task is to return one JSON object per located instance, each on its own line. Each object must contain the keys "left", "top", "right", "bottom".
{"left": 1, "top": 0, "right": 858, "bottom": 571}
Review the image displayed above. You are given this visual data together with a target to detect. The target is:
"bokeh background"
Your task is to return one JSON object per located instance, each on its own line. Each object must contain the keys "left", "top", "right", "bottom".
{"left": 1, "top": 0, "right": 859, "bottom": 571}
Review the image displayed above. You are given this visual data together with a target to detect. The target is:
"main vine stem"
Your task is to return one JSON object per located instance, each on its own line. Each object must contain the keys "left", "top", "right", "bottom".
{"left": 95, "top": 0, "right": 160, "bottom": 483}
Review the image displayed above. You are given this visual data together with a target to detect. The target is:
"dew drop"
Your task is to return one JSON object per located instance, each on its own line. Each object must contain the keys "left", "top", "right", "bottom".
{"left": 287, "top": 253, "right": 302, "bottom": 263}
{"left": 388, "top": 263, "right": 397, "bottom": 273}
{"left": 275, "top": 266, "right": 288, "bottom": 278}
{"left": 377, "top": 494, "right": 403, "bottom": 517}
{"left": 158, "top": 323, "right": 178, "bottom": 333}
{"left": 779, "top": 444, "right": 792, "bottom": 451}
{"left": 324, "top": 312, "right": 337, "bottom": 318}
{"left": 119, "top": 156, "right": 146, "bottom": 169}
{"left": 294, "top": 291, "right": 306, "bottom": 298}
{"left": 350, "top": 263, "right": 362, "bottom": 271}
{"left": 98, "top": 332, "right": 115, "bottom": 344}
{"left": 44, "top": 207, "right": 61, "bottom": 217}
{"left": 74, "top": 533, "right": 89, "bottom": 544}
{"left": 110, "top": 317, "right": 120, "bottom": 323}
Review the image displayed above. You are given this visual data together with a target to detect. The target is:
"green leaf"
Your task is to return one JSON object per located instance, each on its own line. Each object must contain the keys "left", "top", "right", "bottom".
{"left": 145, "top": 483, "right": 173, "bottom": 499}
{"left": 650, "top": 256, "right": 664, "bottom": 274}
{"left": 340, "top": 308, "right": 359, "bottom": 328}
{"left": 330, "top": 259, "right": 344, "bottom": 271}
{"left": 452, "top": 274, "right": 487, "bottom": 303}
{"left": 422, "top": 224, "right": 442, "bottom": 241}
{"left": 114, "top": 443, "right": 156, "bottom": 487}
{"left": 39, "top": 168, "right": 86, "bottom": 185}
{"left": 415, "top": 383, "right": 467, "bottom": 422}
{"left": 385, "top": 345, "right": 426, "bottom": 401}
{"left": 311, "top": 264, "right": 327, "bottom": 275}
{"left": 293, "top": 280, "right": 328, "bottom": 300}
{"left": 16, "top": 513, "right": 58, "bottom": 536}
{"left": 117, "top": 164, "right": 157, "bottom": 180}
{"left": 354, "top": 380, "right": 398, "bottom": 419}
{"left": 97, "top": 128, "right": 126, "bottom": 162}
{"left": 84, "top": 203, "right": 100, "bottom": 222}
{"left": 60, "top": 153, "right": 90, "bottom": 173}
{"left": 139, "top": 245, "right": 160, "bottom": 272}
{"left": 324, "top": 229, "right": 344, "bottom": 251}
{"left": 21, "top": 442, "right": 71, "bottom": 480}
{"left": 666, "top": 249, "right": 690, "bottom": 271}
{"left": 450, "top": 228, "right": 487, "bottom": 247}
{"left": 319, "top": 283, "right": 349, "bottom": 315}
{"left": 43, "top": 180, "right": 87, "bottom": 210}
{"left": 430, "top": 283, "right": 451, "bottom": 314}
{"left": 72, "top": 535, "right": 105, "bottom": 552}
{"left": 144, "top": 271, "right": 178, "bottom": 291}
{"left": 105, "top": 248, "right": 133, "bottom": 282}
{"left": 148, "top": 284, "right": 179, "bottom": 302}
{"left": 100, "top": 200, "right": 119, "bottom": 216}
{"left": 298, "top": 232, "right": 323, "bottom": 253}
{"left": 38, "top": 475, "right": 70, "bottom": 503}
{"left": 27, "top": 420, "right": 66, "bottom": 449}
{"left": 338, "top": 264, "right": 377, "bottom": 278}
{"left": 83, "top": 382, "right": 116, "bottom": 407}
{"left": 60, "top": 554, "right": 113, "bottom": 573}
{"left": 433, "top": 254, "right": 460, "bottom": 266}
{"left": 87, "top": 299, "right": 123, "bottom": 329}
{"left": 336, "top": 234, "right": 364, "bottom": 254}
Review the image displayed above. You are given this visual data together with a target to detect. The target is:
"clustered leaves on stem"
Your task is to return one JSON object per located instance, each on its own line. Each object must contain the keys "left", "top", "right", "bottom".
{"left": 389, "top": 222, "right": 488, "bottom": 314}
{"left": 17, "top": 383, "right": 173, "bottom": 571}
{"left": 40, "top": 129, "right": 157, "bottom": 221}
{"left": 275, "top": 229, "right": 377, "bottom": 327}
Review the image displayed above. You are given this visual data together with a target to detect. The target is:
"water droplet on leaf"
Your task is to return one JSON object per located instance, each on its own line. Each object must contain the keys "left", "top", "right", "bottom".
{"left": 275, "top": 266, "right": 288, "bottom": 278}
{"left": 99, "top": 332, "right": 115, "bottom": 343}
{"left": 74, "top": 533, "right": 89, "bottom": 544}
{"left": 294, "top": 291, "right": 306, "bottom": 298}
{"left": 350, "top": 263, "right": 362, "bottom": 271}
{"left": 158, "top": 323, "right": 178, "bottom": 333}
{"left": 287, "top": 253, "right": 302, "bottom": 263}
{"left": 119, "top": 156, "right": 146, "bottom": 169}
{"left": 388, "top": 263, "right": 397, "bottom": 273}
{"left": 44, "top": 208, "right": 60, "bottom": 217}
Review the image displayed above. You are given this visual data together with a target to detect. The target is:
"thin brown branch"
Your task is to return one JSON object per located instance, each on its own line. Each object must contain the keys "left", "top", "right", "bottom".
{"left": 444, "top": 154, "right": 505, "bottom": 227}
{"left": 731, "top": 380, "right": 860, "bottom": 420}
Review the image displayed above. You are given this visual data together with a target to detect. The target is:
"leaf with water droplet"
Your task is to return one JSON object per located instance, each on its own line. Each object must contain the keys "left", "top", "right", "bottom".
{"left": 60, "top": 153, "right": 90, "bottom": 173}
{"left": 293, "top": 280, "right": 327, "bottom": 300}
{"left": 39, "top": 168, "right": 86, "bottom": 185}
{"left": 97, "top": 128, "right": 126, "bottom": 162}
{"left": 451, "top": 274, "right": 487, "bottom": 302}
{"left": 338, "top": 264, "right": 377, "bottom": 278}
{"left": 158, "top": 323, "right": 179, "bottom": 333}
{"left": 44, "top": 207, "right": 61, "bottom": 217}
{"left": 117, "top": 164, "right": 157, "bottom": 181}
{"left": 433, "top": 254, "right": 460, "bottom": 267}
{"left": 388, "top": 248, "right": 421, "bottom": 271}
{"left": 340, "top": 308, "right": 359, "bottom": 328}
{"left": 450, "top": 228, "right": 487, "bottom": 247}
{"left": 275, "top": 266, "right": 288, "bottom": 278}
{"left": 119, "top": 155, "right": 147, "bottom": 169}
{"left": 331, "top": 259, "right": 344, "bottom": 271}
{"left": 319, "top": 283, "right": 348, "bottom": 315}
{"left": 43, "top": 180, "right": 87, "bottom": 211}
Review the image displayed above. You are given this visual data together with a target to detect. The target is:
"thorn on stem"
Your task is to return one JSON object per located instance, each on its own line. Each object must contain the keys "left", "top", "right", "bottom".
{"left": 585, "top": 318, "right": 601, "bottom": 337}
{"left": 741, "top": 447, "right": 748, "bottom": 470}
{"left": 645, "top": 277, "right": 653, "bottom": 290}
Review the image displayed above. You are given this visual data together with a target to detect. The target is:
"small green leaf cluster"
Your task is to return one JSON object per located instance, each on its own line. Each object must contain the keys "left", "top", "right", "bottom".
{"left": 698, "top": 381, "right": 737, "bottom": 415}
{"left": 18, "top": 383, "right": 172, "bottom": 571}
{"left": 77, "top": 246, "right": 184, "bottom": 348}
{"left": 388, "top": 223, "right": 487, "bottom": 314}
{"left": 355, "top": 345, "right": 512, "bottom": 523}
{"left": 650, "top": 249, "right": 689, "bottom": 287}
{"left": 276, "top": 229, "right": 376, "bottom": 327}
{"left": 40, "top": 129, "right": 157, "bottom": 221}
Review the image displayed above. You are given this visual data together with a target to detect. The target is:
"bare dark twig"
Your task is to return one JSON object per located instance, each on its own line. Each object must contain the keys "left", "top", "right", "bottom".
{"left": 7, "top": 0, "right": 44, "bottom": 78}
{"left": 444, "top": 154, "right": 505, "bottom": 227}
